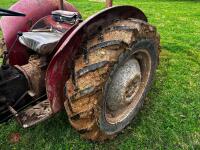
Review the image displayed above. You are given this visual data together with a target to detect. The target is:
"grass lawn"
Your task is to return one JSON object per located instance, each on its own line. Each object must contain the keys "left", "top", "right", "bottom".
{"left": 0, "top": 0, "right": 200, "bottom": 149}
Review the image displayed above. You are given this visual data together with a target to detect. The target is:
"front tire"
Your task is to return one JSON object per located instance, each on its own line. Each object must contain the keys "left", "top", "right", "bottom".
{"left": 64, "top": 18, "right": 160, "bottom": 141}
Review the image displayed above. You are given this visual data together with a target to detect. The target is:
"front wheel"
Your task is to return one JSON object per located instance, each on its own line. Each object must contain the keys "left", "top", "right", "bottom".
{"left": 64, "top": 18, "right": 160, "bottom": 141}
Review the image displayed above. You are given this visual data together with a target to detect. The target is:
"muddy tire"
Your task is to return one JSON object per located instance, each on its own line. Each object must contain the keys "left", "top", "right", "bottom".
{"left": 64, "top": 18, "right": 160, "bottom": 141}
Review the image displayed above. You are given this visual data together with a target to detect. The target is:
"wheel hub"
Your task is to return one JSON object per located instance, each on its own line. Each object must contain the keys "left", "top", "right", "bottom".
{"left": 106, "top": 57, "right": 141, "bottom": 113}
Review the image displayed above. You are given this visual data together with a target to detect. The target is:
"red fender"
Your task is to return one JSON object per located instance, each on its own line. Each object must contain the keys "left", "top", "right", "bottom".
{"left": 0, "top": 0, "right": 78, "bottom": 65}
{"left": 46, "top": 5, "right": 148, "bottom": 113}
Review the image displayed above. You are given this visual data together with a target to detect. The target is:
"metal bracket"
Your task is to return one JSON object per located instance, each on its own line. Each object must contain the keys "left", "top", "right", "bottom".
{"left": 8, "top": 100, "right": 52, "bottom": 128}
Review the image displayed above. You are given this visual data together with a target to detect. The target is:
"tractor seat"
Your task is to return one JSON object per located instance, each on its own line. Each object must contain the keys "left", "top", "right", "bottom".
{"left": 19, "top": 31, "right": 63, "bottom": 55}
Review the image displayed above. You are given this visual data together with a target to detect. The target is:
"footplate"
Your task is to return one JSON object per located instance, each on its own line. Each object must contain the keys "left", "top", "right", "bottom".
{"left": 17, "top": 100, "right": 52, "bottom": 128}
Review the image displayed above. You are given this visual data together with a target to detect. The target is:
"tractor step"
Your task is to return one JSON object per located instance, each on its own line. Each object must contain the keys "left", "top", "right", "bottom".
{"left": 17, "top": 100, "right": 52, "bottom": 128}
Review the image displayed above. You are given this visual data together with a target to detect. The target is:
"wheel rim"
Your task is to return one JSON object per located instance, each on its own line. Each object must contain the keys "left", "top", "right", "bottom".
{"left": 105, "top": 49, "right": 152, "bottom": 124}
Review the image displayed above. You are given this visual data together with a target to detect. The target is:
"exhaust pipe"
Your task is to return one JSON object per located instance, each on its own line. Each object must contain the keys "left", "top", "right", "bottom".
{"left": 59, "top": 0, "right": 64, "bottom": 10}
{"left": 106, "top": 0, "right": 112, "bottom": 8}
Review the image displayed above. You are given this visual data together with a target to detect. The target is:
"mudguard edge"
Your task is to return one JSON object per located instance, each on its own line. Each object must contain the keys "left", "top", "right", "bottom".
{"left": 45, "top": 5, "right": 148, "bottom": 113}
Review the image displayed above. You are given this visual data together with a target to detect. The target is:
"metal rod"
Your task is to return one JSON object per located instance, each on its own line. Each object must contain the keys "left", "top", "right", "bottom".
{"left": 106, "top": 0, "right": 113, "bottom": 8}
{"left": 8, "top": 105, "right": 23, "bottom": 126}
{"left": 59, "top": 0, "right": 64, "bottom": 10}
{"left": 0, "top": 94, "right": 47, "bottom": 123}
{"left": 0, "top": 75, "right": 20, "bottom": 86}
{"left": 0, "top": 8, "right": 25, "bottom": 16}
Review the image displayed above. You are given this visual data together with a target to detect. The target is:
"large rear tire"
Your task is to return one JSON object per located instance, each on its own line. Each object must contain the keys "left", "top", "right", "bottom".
{"left": 64, "top": 18, "right": 160, "bottom": 141}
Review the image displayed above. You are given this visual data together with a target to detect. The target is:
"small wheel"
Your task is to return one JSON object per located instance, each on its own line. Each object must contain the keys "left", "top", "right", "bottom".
{"left": 64, "top": 18, "right": 160, "bottom": 141}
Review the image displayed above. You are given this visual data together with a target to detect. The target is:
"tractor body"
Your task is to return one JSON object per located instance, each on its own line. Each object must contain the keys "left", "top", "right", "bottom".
{"left": 0, "top": 0, "right": 160, "bottom": 141}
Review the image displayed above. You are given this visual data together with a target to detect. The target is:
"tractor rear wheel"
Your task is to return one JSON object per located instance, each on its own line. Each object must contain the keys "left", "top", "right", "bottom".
{"left": 64, "top": 18, "right": 160, "bottom": 141}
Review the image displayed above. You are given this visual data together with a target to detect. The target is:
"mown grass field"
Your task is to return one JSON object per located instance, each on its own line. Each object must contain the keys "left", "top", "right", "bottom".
{"left": 0, "top": 0, "right": 200, "bottom": 149}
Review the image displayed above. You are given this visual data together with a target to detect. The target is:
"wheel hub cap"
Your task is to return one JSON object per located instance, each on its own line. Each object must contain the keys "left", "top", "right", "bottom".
{"left": 106, "top": 58, "right": 141, "bottom": 113}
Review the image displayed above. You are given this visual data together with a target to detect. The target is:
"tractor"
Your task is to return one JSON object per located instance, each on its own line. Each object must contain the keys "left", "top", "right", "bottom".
{"left": 0, "top": 0, "right": 160, "bottom": 141}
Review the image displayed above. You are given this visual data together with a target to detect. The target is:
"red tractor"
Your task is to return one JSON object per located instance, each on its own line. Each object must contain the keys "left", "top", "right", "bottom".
{"left": 0, "top": 0, "right": 160, "bottom": 141}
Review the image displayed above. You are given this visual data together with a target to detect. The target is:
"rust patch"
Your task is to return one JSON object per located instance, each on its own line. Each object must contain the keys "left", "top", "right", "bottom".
{"left": 15, "top": 56, "right": 47, "bottom": 97}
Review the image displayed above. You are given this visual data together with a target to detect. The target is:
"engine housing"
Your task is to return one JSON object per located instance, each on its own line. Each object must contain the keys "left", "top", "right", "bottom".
{"left": 0, "top": 56, "right": 47, "bottom": 122}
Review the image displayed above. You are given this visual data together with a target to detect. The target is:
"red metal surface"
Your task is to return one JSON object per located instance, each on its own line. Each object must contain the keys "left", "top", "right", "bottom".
{"left": 46, "top": 5, "right": 148, "bottom": 113}
{"left": 0, "top": 0, "right": 78, "bottom": 65}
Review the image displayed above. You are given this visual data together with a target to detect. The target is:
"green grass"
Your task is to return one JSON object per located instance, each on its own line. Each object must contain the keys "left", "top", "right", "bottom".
{"left": 0, "top": 0, "right": 200, "bottom": 149}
